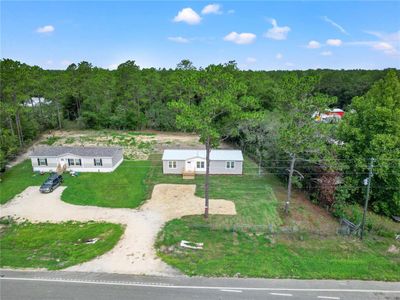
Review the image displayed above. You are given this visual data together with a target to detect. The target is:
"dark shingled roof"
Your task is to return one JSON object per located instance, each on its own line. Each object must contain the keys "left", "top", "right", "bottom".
{"left": 30, "top": 146, "right": 122, "bottom": 157}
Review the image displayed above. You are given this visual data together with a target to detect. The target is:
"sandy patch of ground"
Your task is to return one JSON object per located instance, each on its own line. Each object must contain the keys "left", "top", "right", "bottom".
{"left": 0, "top": 184, "right": 236, "bottom": 275}
{"left": 7, "top": 130, "right": 232, "bottom": 167}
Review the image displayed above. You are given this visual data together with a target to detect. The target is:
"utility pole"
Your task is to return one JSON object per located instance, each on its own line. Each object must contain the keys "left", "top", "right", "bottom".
{"left": 285, "top": 154, "right": 296, "bottom": 215}
{"left": 360, "top": 158, "right": 374, "bottom": 240}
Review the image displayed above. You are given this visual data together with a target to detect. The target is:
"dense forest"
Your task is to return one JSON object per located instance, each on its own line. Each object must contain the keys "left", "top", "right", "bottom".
{"left": 1, "top": 58, "right": 399, "bottom": 216}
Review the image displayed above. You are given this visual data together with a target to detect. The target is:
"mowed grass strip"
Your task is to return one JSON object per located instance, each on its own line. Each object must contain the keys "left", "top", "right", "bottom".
{"left": 156, "top": 217, "right": 400, "bottom": 281}
{"left": 0, "top": 220, "right": 124, "bottom": 270}
{"left": 147, "top": 154, "right": 281, "bottom": 227}
{"left": 0, "top": 160, "right": 150, "bottom": 208}
{"left": 62, "top": 160, "right": 150, "bottom": 208}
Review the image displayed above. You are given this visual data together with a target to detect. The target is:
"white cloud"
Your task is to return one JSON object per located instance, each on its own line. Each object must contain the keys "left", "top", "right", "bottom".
{"left": 173, "top": 8, "right": 202, "bottom": 25}
{"left": 264, "top": 19, "right": 291, "bottom": 40}
{"left": 202, "top": 4, "right": 222, "bottom": 15}
{"left": 45, "top": 60, "right": 54, "bottom": 65}
{"left": 347, "top": 30, "right": 400, "bottom": 57}
{"left": 321, "top": 51, "right": 333, "bottom": 56}
{"left": 36, "top": 25, "right": 55, "bottom": 33}
{"left": 227, "top": 9, "right": 235, "bottom": 14}
{"left": 373, "top": 42, "right": 394, "bottom": 51}
{"left": 246, "top": 57, "right": 257, "bottom": 63}
{"left": 285, "top": 62, "right": 294, "bottom": 67}
{"left": 322, "top": 16, "right": 349, "bottom": 35}
{"left": 223, "top": 31, "right": 256, "bottom": 44}
{"left": 365, "top": 30, "right": 400, "bottom": 42}
{"left": 276, "top": 53, "right": 283, "bottom": 60}
{"left": 168, "top": 36, "right": 190, "bottom": 43}
{"left": 326, "top": 39, "right": 342, "bottom": 46}
{"left": 307, "top": 40, "right": 321, "bottom": 49}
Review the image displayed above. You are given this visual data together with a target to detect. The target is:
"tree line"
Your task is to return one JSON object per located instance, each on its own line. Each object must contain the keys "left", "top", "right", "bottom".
{"left": 1, "top": 58, "right": 399, "bottom": 216}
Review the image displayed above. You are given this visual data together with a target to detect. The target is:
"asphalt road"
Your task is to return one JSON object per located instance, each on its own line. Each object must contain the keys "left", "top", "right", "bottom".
{"left": 1, "top": 270, "right": 399, "bottom": 300}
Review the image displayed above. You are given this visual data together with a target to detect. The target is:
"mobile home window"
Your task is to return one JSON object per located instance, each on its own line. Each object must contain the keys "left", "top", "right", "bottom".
{"left": 38, "top": 158, "right": 47, "bottom": 166}
{"left": 226, "top": 161, "right": 235, "bottom": 169}
{"left": 68, "top": 158, "right": 75, "bottom": 166}
{"left": 75, "top": 159, "right": 82, "bottom": 166}
{"left": 168, "top": 161, "right": 176, "bottom": 169}
{"left": 94, "top": 158, "right": 103, "bottom": 166}
{"left": 196, "top": 161, "right": 205, "bottom": 169}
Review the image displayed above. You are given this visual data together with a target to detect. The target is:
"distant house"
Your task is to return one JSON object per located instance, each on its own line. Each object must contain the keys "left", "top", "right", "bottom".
{"left": 30, "top": 146, "right": 123, "bottom": 173}
{"left": 313, "top": 108, "right": 345, "bottom": 123}
{"left": 162, "top": 149, "right": 243, "bottom": 175}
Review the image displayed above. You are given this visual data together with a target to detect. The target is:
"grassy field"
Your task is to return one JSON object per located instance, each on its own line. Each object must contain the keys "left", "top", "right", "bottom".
{"left": 0, "top": 220, "right": 124, "bottom": 270}
{"left": 0, "top": 160, "right": 150, "bottom": 208}
{"left": 150, "top": 155, "right": 400, "bottom": 280}
{"left": 146, "top": 154, "right": 282, "bottom": 227}
{"left": 156, "top": 217, "right": 400, "bottom": 280}
{"left": 0, "top": 160, "right": 45, "bottom": 204}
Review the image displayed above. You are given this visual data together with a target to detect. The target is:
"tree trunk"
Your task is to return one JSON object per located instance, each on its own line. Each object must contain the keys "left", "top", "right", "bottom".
{"left": 8, "top": 116, "right": 15, "bottom": 136}
{"left": 258, "top": 151, "right": 262, "bottom": 176}
{"left": 13, "top": 94, "right": 24, "bottom": 146}
{"left": 56, "top": 101, "right": 62, "bottom": 129}
{"left": 38, "top": 97, "right": 43, "bottom": 119}
{"left": 204, "top": 137, "right": 211, "bottom": 219}
{"left": 285, "top": 154, "right": 296, "bottom": 214}
{"left": 15, "top": 110, "right": 23, "bottom": 147}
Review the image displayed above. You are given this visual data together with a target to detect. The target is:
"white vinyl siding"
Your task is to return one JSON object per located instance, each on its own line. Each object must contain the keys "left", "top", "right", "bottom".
{"left": 168, "top": 161, "right": 177, "bottom": 169}
{"left": 226, "top": 161, "right": 235, "bottom": 169}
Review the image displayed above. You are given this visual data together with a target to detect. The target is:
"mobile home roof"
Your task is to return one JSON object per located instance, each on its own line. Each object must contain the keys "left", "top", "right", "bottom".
{"left": 162, "top": 149, "right": 243, "bottom": 161}
{"left": 30, "top": 146, "right": 122, "bottom": 158}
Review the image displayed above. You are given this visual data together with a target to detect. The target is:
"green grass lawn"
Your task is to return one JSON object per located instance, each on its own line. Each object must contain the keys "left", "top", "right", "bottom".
{"left": 0, "top": 160, "right": 45, "bottom": 204}
{"left": 146, "top": 154, "right": 281, "bottom": 227}
{"left": 149, "top": 154, "right": 399, "bottom": 281}
{"left": 0, "top": 220, "right": 124, "bottom": 270}
{"left": 61, "top": 160, "right": 150, "bottom": 208}
{"left": 0, "top": 160, "right": 150, "bottom": 208}
{"left": 156, "top": 217, "right": 400, "bottom": 281}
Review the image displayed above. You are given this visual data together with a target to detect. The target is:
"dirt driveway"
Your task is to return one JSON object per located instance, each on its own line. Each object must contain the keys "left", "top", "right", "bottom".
{"left": 0, "top": 184, "right": 236, "bottom": 275}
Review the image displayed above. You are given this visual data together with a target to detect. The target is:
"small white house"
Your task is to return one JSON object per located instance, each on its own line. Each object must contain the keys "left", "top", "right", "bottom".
{"left": 30, "top": 146, "right": 123, "bottom": 173}
{"left": 162, "top": 149, "right": 243, "bottom": 175}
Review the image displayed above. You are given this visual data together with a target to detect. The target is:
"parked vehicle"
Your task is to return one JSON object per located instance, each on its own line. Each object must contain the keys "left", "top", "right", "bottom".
{"left": 39, "top": 173, "right": 63, "bottom": 193}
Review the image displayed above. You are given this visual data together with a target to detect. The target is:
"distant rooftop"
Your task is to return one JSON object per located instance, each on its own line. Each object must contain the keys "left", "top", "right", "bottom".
{"left": 30, "top": 146, "right": 122, "bottom": 157}
{"left": 162, "top": 149, "right": 243, "bottom": 161}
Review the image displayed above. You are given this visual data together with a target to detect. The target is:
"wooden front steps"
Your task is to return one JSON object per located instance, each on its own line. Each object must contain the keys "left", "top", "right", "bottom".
{"left": 182, "top": 171, "right": 195, "bottom": 180}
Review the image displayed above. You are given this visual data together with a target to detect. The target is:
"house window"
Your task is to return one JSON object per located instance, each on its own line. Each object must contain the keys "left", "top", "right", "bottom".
{"left": 226, "top": 161, "right": 235, "bottom": 169}
{"left": 68, "top": 159, "right": 75, "bottom": 166}
{"left": 94, "top": 158, "right": 103, "bottom": 166}
{"left": 75, "top": 159, "right": 82, "bottom": 166}
{"left": 38, "top": 158, "right": 47, "bottom": 166}
{"left": 168, "top": 161, "right": 176, "bottom": 169}
{"left": 196, "top": 161, "right": 205, "bottom": 169}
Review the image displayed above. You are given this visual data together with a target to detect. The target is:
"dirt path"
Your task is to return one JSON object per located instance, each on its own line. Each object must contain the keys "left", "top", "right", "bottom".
{"left": 0, "top": 184, "right": 236, "bottom": 275}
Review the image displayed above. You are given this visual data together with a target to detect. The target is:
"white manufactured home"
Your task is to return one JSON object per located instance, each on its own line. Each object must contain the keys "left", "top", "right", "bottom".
{"left": 30, "top": 146, "right": 123, "bottom": 173}
{"left": 162, "top": 149, "right": 243, "bottom": 175}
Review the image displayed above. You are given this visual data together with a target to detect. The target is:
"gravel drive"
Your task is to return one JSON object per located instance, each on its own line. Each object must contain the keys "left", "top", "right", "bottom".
{"left": 0, "top": 184, "right": 236, "bottom": 275}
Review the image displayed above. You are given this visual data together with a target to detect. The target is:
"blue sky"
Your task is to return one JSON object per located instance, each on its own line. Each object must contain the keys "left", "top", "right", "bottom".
{"left": 1, "top": 1, "right": 399, "bottom": 70}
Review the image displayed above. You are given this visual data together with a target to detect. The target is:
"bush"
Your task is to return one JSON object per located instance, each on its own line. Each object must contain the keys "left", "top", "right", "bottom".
{"left": 65, "top": 137, "right": 75, "bottom": 144}
{"left": 333, "top": 203, "right": 400, "bottom": 237}
{"left": 40, "top": 136, "right": 60, "bottom": 145}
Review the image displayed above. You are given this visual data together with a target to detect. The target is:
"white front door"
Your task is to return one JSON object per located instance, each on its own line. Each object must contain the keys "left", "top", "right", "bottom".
{"left": 185, "top": 160, "right": 195, "bottom": 172}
